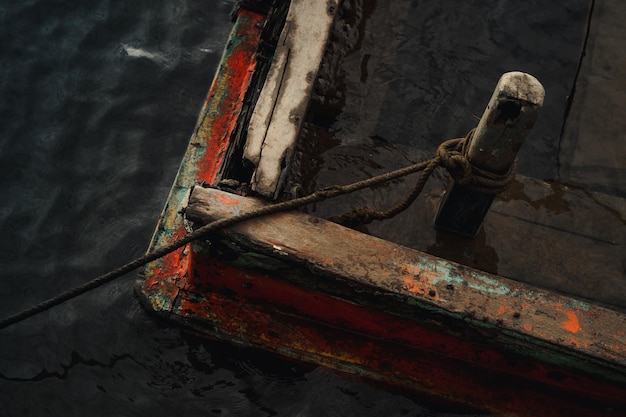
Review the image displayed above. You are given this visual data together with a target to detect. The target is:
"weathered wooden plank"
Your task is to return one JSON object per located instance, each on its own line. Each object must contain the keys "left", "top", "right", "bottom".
{"left": 435, "top": 72, "right": 545, "bottom": 236}
{"left": 243, "top": 0, "right": 340, "bottom": 198}
{"left": 186, "top": 186, "right": 626, "bottom": 383}
{"left": 137, "top": 10, "right": 266, "bottom": 314}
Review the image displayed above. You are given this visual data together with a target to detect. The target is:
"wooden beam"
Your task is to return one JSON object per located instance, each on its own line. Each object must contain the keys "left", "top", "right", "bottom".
{"left": 435, "top": 72, "right": 545, "bottom": 236}
{"left": 243, "top": 0, "right": 340, "bottom": 199}
{"left": 185, "top": 186, "right": 626, "bottom": 384}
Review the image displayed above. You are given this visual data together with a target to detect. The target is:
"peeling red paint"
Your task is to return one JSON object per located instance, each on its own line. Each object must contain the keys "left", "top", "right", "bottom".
{"left": 174, "top": 255, "right": 626, "bottom": 417}
{"left": 195, "top": 12, "right": 265, "bottom": 185}
{"left": 138, "top": 9, "right": 265, "bottom": 313}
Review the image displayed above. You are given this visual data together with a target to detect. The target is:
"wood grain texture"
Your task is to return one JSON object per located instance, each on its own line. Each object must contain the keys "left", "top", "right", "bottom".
{"left": 186, "top": 186, "right": 626, "bottom": 383}
{"left": 243, "top": 0, "right": 340, "bottom": 198}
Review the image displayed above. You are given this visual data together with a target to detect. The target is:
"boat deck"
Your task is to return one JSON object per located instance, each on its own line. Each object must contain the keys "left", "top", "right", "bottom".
{"left": 290, "top": 0, "right": 626, "bottom": 312}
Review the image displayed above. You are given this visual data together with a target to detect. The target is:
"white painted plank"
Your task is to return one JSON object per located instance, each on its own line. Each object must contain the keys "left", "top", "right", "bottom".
{"left": 243, "top": 46, "right": 289, "bottom": 167}
{"left": 243, "top": 0, "right": 339, "bottom": 198}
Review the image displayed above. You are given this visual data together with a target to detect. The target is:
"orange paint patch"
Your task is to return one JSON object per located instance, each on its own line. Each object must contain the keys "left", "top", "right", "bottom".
{"left": 216, "top": 193, "right": 245, "bottom": 206}
{"left": 562, "top": 311, "right": 581, "bottom": 333}
{"left": 497, "top": 304, "right": 515, "bottom": 316}
{"left": 403, "top": 276, "right": 424, "bottom": 295}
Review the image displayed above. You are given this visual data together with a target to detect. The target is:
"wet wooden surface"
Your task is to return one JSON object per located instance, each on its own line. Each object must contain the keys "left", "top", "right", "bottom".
{"left": 185, "top": 186, "right": 626, "bottom": 382}
{"left": 302, "top": 144, "right": 626, "bottom": 313}
{"left": 423, "top": 175, "right": 626, "bottom": 311}
{"left": 559, "top": 0, "right": 626, "bottom": 197}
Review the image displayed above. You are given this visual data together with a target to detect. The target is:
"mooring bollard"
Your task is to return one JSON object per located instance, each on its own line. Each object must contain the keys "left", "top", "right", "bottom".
{"left": 434, "top": 72, "right": 545, "bottom": 236}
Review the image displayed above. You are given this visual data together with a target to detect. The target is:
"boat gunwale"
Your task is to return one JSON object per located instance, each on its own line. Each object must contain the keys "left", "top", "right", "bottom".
{"left": 136, "top": 3, "right": 626, "bottom": 416}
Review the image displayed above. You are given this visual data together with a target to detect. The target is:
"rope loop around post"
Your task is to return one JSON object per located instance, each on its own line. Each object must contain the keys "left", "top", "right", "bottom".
{"left": 330, "top": 128, "right": 517, "bottom": 227}
{"left": 436, "top": 133, "right": 473, "bottom": 186}
{"left": 437, "top": 128, "right": 516, "bottom": 195}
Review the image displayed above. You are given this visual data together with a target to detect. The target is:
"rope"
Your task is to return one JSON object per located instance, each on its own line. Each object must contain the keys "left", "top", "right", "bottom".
{"left": 0, "top": 158, "right": 431, "bottom": 330}
{"left": 0, "top": 128, "right": 515, "bottom": 330}
{"left": 329, "top": 129, "right": 515, "bottom": 226}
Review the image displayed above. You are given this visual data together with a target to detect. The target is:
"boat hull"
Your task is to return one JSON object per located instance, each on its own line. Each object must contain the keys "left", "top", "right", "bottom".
{"left": 137, "top": 5, "right": 626, "bottom": 416}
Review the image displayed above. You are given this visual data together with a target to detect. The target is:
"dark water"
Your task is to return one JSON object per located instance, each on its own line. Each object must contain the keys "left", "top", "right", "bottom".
{"left": 0, "top": 1, "right": 490, "bottom": 416}
{"left": 0, "top": 0, "right": 602, "bottom": 415}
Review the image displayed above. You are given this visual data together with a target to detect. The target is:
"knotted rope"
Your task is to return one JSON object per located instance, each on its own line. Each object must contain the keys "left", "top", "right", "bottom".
{"left": 0, "top": 128, "right": 516, "bottom": 329}
{"left": 328, "top": 129, "right": 516, "bottom": 227}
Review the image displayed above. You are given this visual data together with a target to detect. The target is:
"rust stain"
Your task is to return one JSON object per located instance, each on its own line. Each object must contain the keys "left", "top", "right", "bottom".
{"left": 402, "top": 262, "right": 422, "bottom": 278}
{"left": 562, "top": 310, "right": 581, "bottom": 334}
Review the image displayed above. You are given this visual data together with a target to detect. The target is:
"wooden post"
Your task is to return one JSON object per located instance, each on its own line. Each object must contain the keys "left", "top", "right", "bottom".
{"left": 435, "top": 72, "right": 545, "bottom": 236}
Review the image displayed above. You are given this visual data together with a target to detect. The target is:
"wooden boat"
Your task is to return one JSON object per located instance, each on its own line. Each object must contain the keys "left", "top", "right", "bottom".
{"left": 136, "top": 1, "right": 626, "bottom": 415}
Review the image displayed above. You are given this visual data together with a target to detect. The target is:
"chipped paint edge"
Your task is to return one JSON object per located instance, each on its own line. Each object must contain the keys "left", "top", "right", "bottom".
{"left": 135, "top": 10, "right": 266, "bottom": 314}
